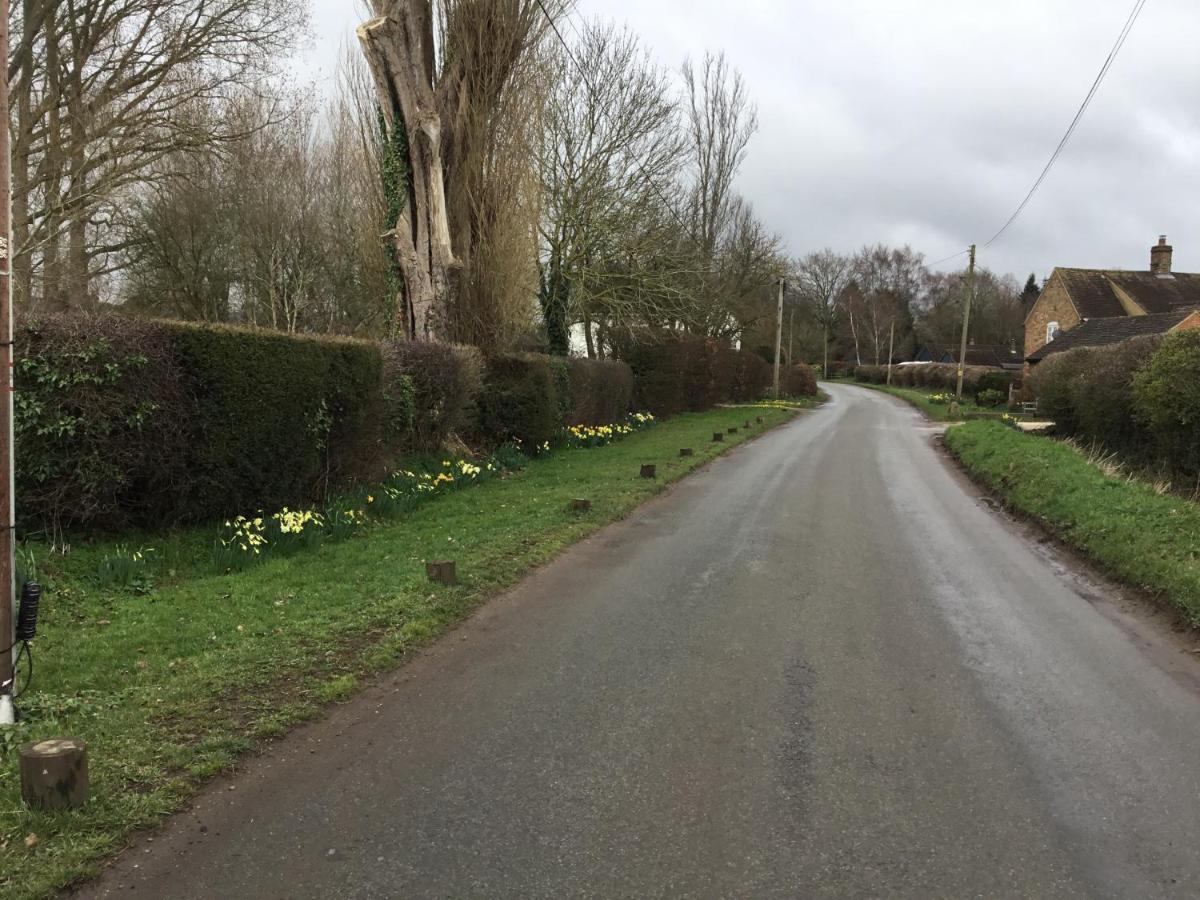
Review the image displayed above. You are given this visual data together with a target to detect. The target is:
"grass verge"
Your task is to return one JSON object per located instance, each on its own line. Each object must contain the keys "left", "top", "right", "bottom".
{"left": 945, "top": 421, "right": 1200, "bottom": 625}
{"left": 841, "top": 381, "right": 1007, "bottom": 421}
{"left": 0, "top": 405, "right": 799, "bottom": 899}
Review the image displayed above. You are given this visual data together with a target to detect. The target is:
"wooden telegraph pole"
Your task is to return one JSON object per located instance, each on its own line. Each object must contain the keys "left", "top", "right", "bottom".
{"left": 772, "top": 277, "right": 785, "bottom": 397}
{"left": 0, "top": 0, "right": 15, "bottom": 725}
{"left": 955, "top": 244, "right": 977, "bottom": 400}
{"left": 886, "top": 321, "right": 895, "bottom": 386}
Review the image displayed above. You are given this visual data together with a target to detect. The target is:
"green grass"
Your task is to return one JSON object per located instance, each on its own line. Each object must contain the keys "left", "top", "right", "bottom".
{"left": 0, "top": 405, "right": 801, "bottom": 899}
{"left": 945, "top": 421, "right": 1200, "bottom": 624}
{"left": 846, "top": 382, "right": 1009, "bottom": 421}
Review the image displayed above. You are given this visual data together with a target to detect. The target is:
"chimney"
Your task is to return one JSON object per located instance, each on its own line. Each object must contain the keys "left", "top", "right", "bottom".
{"left": 1151, "top": 235, "right": 1173, "bottom": 274}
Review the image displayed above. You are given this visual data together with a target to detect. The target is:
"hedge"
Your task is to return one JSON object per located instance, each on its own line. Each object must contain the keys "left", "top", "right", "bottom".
{"left": 853, "top": 362, "right": 1006, "bottom": 397}
{"left": 15, "top": 315, "right": 384, "bottom": 531}
{"left": 783, "top": 364, "right": 819, "bottom": 397}
{"left": 15, "top": 315, "right": 747, "bottom": 532}
{"left": 614, "top": 329, "right": 771, "bottom": 416}
{"left": 1027, "top": 331, "right": 1199, "bottom": 480}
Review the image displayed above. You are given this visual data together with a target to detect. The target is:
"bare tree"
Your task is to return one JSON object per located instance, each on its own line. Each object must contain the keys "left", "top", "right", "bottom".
{"left": 795, "top": 249, "right": 852, "bottom": 376}
{"left": 9, "top": 0, "right": 307, "bottom": 310}
{"left": 538, "top": 20, "right": 685, "bottom": 355}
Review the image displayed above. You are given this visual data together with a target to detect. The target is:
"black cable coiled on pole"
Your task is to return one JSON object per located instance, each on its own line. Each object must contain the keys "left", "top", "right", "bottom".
{"left": 15, "top": 581, "right": 40, "bottom": 642}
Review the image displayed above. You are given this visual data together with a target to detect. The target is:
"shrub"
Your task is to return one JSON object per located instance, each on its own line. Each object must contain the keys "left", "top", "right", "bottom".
{"left": 1028, "top": 349, "right": 1090, "bottom": 433}
{"left": 783, "top": 364, "right": 818, "bottom": 397}
{"left": 729, "top": 351, "right": 772, "bottom": 402}
{"left": 565, "top": 358, "right": 634, "bottom": 425}
{"left": 975, "top": 388, "right": 1007, "bottom": 408}
{"left": 382, "top": 341, "right": 482, "bottom": 451}
{"left": 1134, "top": 330, "right": 1200, "bottom": 478}
{"left": 1070, "top": 336, "right": 1161, "bottom": 457}
{"left": 476, "top": 353, "right": 564, "bottom": 448}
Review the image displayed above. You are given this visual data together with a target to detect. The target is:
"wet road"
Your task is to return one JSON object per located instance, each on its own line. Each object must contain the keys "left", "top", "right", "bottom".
{"left": 80, "top": 384, "right": 1200, "bottom": 899}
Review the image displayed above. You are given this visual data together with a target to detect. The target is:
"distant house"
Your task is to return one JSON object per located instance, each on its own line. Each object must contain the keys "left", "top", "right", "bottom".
{"left": 1025, "top": 236, "right": 1200, "bottom": 366}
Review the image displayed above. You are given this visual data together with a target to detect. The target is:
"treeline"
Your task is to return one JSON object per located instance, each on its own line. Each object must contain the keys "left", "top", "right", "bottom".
{"left": 776, "top": 247, "right": 1040, "bottom": 373}
{"left": 10, "top": 2, "right": 788, "bottom": 356}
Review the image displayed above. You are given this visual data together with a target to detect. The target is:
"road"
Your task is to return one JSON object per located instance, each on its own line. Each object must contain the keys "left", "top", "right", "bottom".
{"left": 80, "top": 384, "right": 1200, "bottom": 899}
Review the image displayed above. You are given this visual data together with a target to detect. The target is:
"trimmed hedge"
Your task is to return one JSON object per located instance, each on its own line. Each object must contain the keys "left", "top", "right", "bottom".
{"left": 565, "top": 358, "right": 634, "bottom": 425}
{"left": 854, "top": 362, "right": 1005, "bottom": 396}
{"left": 615, "top": 329, "right": 771, "bottom": 416}
{"left": 475, "top": 353, "right": 564, "bottom": 449}
{"left": 16, "top": 315, "right": 384, "bottom": 530}
{"left": 1027, "top": 332, "right": 1199, "bottom": 480}
{"left": 382, "top": 341, "right": 482, "bottom": 451}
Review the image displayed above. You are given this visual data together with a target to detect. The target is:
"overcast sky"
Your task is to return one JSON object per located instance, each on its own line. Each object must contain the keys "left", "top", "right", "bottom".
{"left": 300, "top": 1, "right": 1200, "bottom": 281}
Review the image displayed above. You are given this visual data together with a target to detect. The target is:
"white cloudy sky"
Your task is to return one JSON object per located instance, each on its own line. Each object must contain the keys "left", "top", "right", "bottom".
{"left": 298, "top": 1, "right": 1200, "bottom": 280}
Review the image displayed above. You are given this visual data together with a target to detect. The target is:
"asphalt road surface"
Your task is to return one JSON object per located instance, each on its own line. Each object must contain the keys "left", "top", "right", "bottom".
{"left": 80, "top": 384, "right": 1200, "bottom": 899}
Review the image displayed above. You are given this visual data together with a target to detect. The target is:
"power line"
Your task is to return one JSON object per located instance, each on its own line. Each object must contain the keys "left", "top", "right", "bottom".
{"left": 927, "top": 248, "right": 971, "bottom": 269}
{"left": 983, "top": 0, "right": 1148, "bottom": 248}
{"left": 533, "top": 0, "right": 700, "bottom": 244}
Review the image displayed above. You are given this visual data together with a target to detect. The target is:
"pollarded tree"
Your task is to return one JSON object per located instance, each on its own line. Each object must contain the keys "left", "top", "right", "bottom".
{"left": 358, "top": 0, "right": 564, "bottom": 345}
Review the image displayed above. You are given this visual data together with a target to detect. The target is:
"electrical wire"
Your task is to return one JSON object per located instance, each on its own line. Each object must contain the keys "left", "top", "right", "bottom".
{"left": 983, "top": 0, "right": 1148, "bottom": 248}
{"left": 927, "top": 248, "right": 971, "bottom": 269}
{"left": 533, "top": 0, "right": 701, "bottom": 245}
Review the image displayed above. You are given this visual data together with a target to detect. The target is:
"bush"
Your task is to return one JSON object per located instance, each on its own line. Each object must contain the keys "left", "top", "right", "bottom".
{"left": 729, "top": 351, "right": 772, "bottom": 402}
{"left": 382, "top": 341, "right": 482, "bottom": 451}
{"left": 975, "top": 388, "right": 1007, "bottom": 408}
{"left": 783, "top": 364, "right": 818, "bottom": 397}
{"left": 616, "top": 330, "right": 724, "bottom": 416}
{"left": 475, "top": 353, "right": 564, "bottom": 448}
{"left": 1134, "top": 330, "right": 1200, "bottom": 478}
{"left": 565, "top": 358, "right": 634, "bottom": 425}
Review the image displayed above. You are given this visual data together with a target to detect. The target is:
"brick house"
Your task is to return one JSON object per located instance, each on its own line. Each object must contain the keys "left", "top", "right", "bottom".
{"left": 1025, "top": 236, "right": 1200, "bottom": 367}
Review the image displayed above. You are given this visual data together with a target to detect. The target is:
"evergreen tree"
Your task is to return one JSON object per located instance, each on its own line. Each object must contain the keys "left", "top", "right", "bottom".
{"left": 1021, "top": 273, "right": 1041, "bottom": 311}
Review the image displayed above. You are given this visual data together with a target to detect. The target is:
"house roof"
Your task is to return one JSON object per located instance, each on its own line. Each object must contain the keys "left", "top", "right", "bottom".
{"left": 1026, "top": 311, "right": 1191, "bottom": 362}
{"left": 1055, "top": 268, "right": 1200, "bottom": 318}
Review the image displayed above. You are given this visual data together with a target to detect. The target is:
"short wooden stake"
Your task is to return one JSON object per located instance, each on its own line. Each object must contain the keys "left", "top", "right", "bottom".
{"left": 756, "top": 416, "right": 764, "bottom": 424}
{"left": 679, "top": 448, "right": 694, "bottom": 457}
{"left": 727, "top": 426, "right": 738, "bottom": 434}
{"left": 712, "top": 432, "right": 724, "bottom": 442}
{"left": 426, "top": 560, "right": 458, "bottom": 586}
{"left": 743, "top": 421, "right": 751, "bottom": 428}
{"left": 568, "top": 498, "right": 592, "bottom": 512}
{"left": 640, "top": 464, "right": 657, "bottom": 479}
{"left": 20, "top": 739, "right": 88, "bottom": 811}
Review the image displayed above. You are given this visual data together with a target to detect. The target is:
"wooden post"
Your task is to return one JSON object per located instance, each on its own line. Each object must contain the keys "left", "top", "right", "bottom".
{"left": 20, "top": 739, "right": 88, "bottom": 810}
{"left": 727, "top": 426, "right": 738, "bottom": 435}
{"left": 679, "top": 448, "right": 694, "bottom": 458}
{"left": 756, "top": 416, "right": 764, "bottom": 424}
{"left": 640, "top": 464, "right": 657, "bottom": 479}
{"left": 712, "top": 432, "right": 724, "bottom": 442}
{"left": 743, "top": 421, "right": 751, "bottom": 428}
{"left": 956, "top": 244, "right": 977, "bottom": 400}
{"left": 426, "top": 561, "right": 457, "bottom": 586}
{"left": 0, "top": 0, "right": 16, "bottom": 723}
{"left": 568, "top": 498, "right": 592, "bottom": 512}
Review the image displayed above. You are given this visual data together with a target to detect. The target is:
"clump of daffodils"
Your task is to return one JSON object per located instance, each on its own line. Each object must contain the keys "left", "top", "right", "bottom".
{"left": 273, "top": 508, "right": 323, "bottom": 535}
{"left": 222, "top": 515, "right": 269, "bottom": 555}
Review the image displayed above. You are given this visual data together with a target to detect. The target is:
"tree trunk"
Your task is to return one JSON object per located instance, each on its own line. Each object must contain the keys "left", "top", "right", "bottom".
{"left": 358, "top": 10, "right": 459, "bottom": 341}
{"left": 583, "top": 312, "right": 596, "bottom": 359}
{"left": 12, "top": 0, "right": 34, "bottom": 307}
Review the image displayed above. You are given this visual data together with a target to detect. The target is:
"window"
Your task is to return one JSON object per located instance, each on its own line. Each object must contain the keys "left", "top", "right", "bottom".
{"left": 1047, "top": 321, "right": 1061, "bottom": 343}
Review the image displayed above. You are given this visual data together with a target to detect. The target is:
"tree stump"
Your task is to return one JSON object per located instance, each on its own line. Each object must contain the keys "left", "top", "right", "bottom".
{"left": 640, "top": 464, "right": 657, "bottom": 479}
{"left": 712, "top": 432, "right": 724, "bottom": 442}
{"left": 679, "top": 448, "right": 694, "bottom": 458}
{"left": 426, "top": 560, "right": 458, "bottom": 586}
{"left": 568, "top": 498, "right": 592, "bottom": 512}
{"left": 20, "top": 739, "right": 88, "bottom": 811}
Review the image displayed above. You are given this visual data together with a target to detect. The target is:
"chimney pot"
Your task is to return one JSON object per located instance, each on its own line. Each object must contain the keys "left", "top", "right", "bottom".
{"left": 1151, "top": 235, "right": 1173, "bottom": 274}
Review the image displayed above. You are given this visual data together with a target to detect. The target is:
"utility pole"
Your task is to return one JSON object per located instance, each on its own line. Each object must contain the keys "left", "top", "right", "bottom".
{"left": 955, "top": 244, "right": 977, "bottom": 401}
{"left": 886, "top": 321, "right": 895, "bottom": 385}
{"left": 787, "top": 306, "right": 794, "bottom": 368}
{"left": 772, "top": 277, "right": 785, "bottom": 397}
{"left": 0, "top": 0, "right": 15, "bottom": 726}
